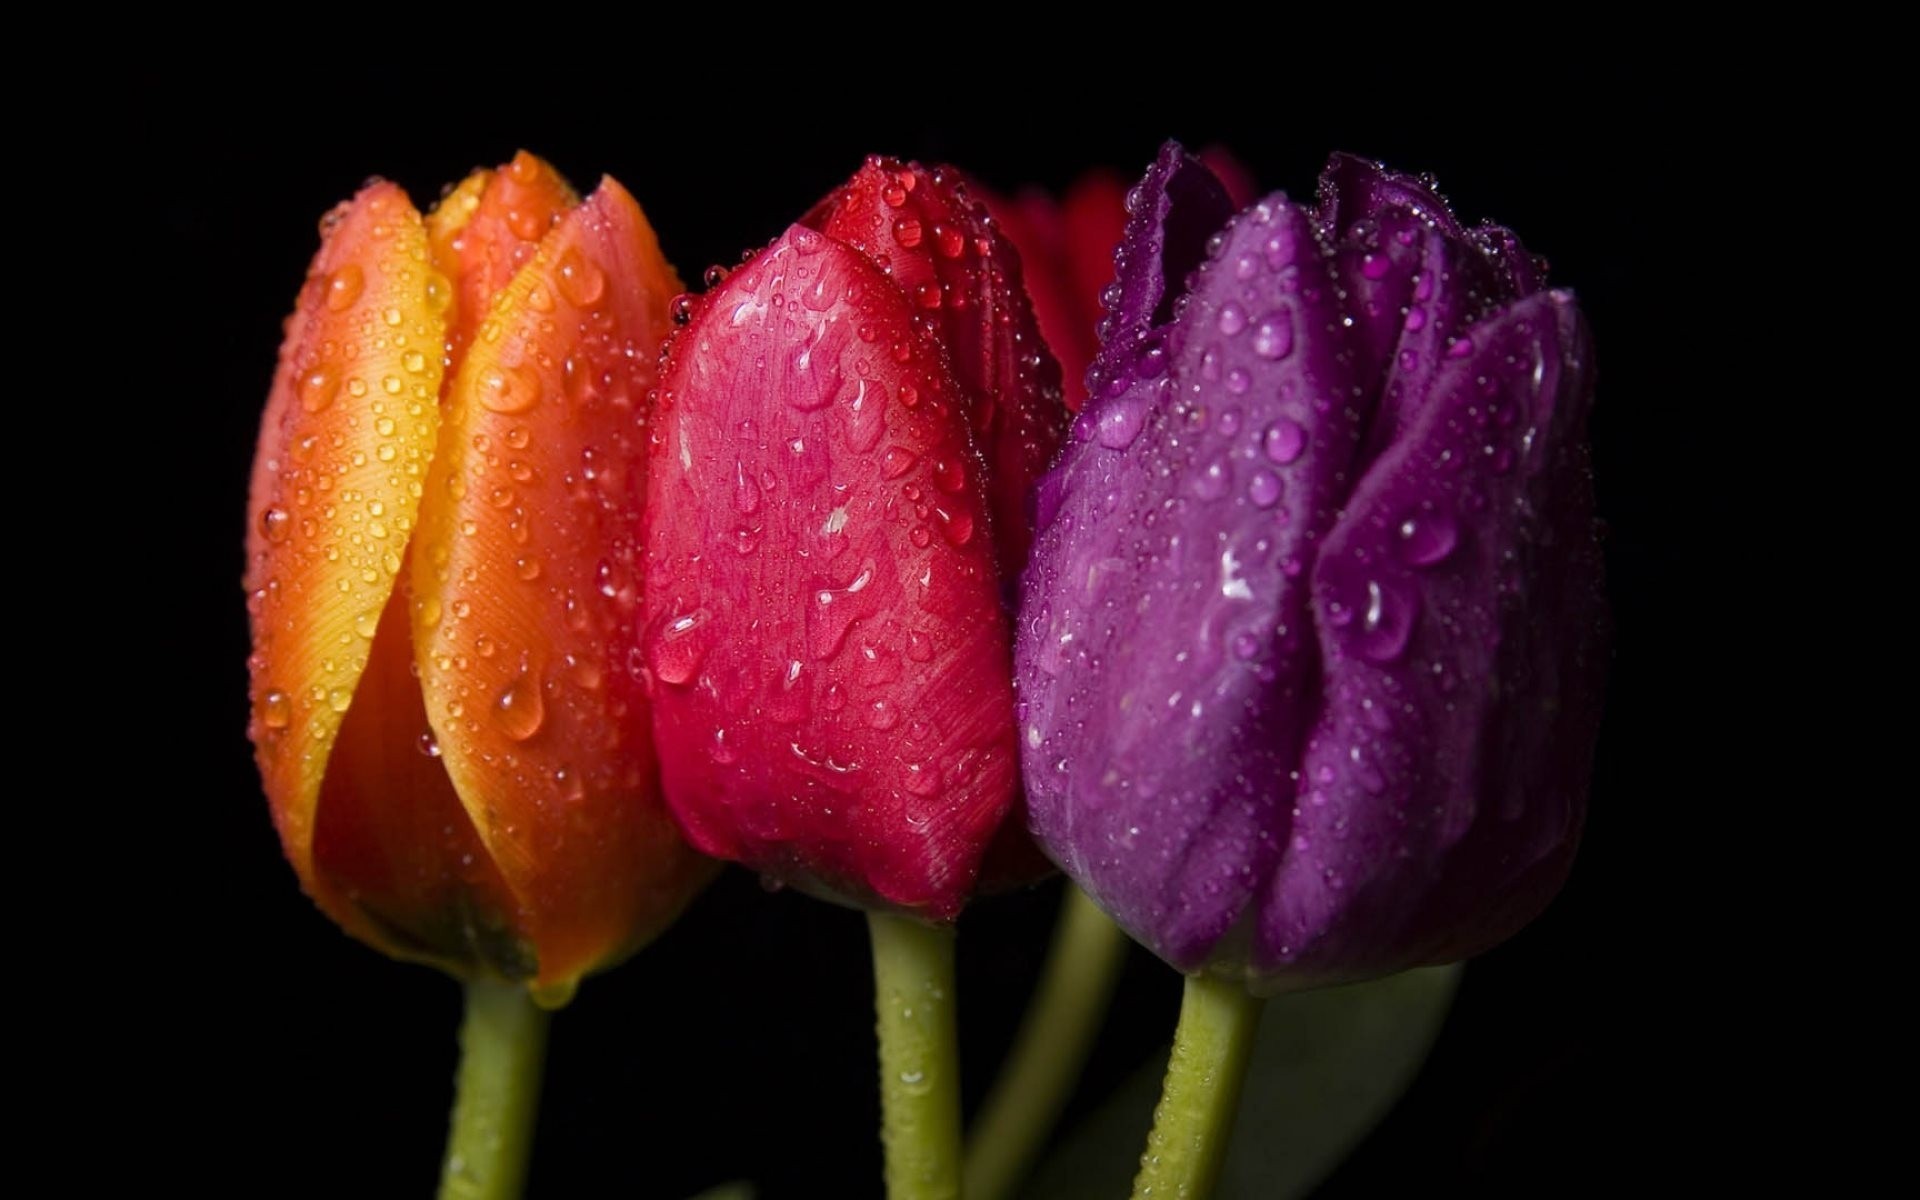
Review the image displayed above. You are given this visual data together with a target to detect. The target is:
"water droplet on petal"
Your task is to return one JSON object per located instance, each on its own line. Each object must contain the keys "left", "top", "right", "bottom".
{"left": 478, "top": 366, "right": 540, "bottom": 415}
{"left": 1247, "top": 471, "right": 1281, "bottom": 508}
{"left": 259, "top": 505, "right": 291, "bottom": 543}
{"left": 556, "top": 247, "right": 607, "bottom": 308}
{"left": 1252, "top": 310, "right": 1294, "bottom": 360}
{"left": 324, "top": 264, "right": 363, "bottom": 312}
{"left": 299, "top": 366, "right": 339, "bottom": 414}
{"left": 649, "top": 609, "right": 715, "bottom": 686}
{"left": 1352, "top": 580, "right": 1417, "bottom": 662}
{"left": 1096, "top": 398, "right": 1148, "bottom": 449}
{"left": 1263, "top": 418, "right": 1306, "bottom": 464}
{"left": 1396, "top": 512, "right": 1459, "bottom": 566}
{"left": 494, "top": 667, "right": 546, "bottom": 742}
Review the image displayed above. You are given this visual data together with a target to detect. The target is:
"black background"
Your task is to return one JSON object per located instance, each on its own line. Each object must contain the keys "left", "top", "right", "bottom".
{"left": 108, "top": 61, "right": 1722, "bottom": 1197}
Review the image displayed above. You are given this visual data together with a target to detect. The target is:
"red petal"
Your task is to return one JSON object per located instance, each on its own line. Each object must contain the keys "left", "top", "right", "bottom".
{"left": 1198, "top": 144, "right": 1259, "bottom": 209}
{"left": 644, "top": 226, "right": 1018, "bottom": 918}
{"left": 806, "top": 158, "right": 1070, "bottom": 578}
{"left": 984, "top": 172, "right": 1129, "bottom": 416}
{"left": 413, "top": 178, "right": 713, "bottom": 992}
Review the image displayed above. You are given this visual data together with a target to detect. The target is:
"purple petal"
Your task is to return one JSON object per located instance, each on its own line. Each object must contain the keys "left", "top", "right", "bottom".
{"left": 1317, "top": 153, "right": 1466, "bottom": 240}
{"left": 1255, "top": 290, "right": 1603, "bottom": 988}
{"left": 1082, "top": 142, "right": 1235, "bottom": 410}
{"left": 1018, "top": 191, "right": 1369, "bottom": 970}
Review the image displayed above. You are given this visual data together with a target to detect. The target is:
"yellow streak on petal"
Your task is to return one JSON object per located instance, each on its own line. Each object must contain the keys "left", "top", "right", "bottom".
{"left": 245, "top": 181, "right": 446, "bottom": 946}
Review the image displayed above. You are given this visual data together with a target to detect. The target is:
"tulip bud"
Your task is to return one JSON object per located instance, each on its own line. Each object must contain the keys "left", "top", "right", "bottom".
{"left": 642, "top": 156, "right": 1070, "bottom": 919}
{"left": 1016, "top": 144, "right": 1606, "bottom": 992}
{"left": 245, "top": 153, "right": 713, "bottom": 1001}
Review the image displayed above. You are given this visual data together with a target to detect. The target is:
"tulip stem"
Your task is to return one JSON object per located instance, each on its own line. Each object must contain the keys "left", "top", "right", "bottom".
{"left": 962, "top": 885, "right": 1128, "bottom": 1200}
{"left": 869, "top": 911, "right": 963, "bottom": 1200}
{"left": 439, "top": 979, "right": 550, "bottom": 1200}
{"left": 1130, "top": 973, "right": 1264, "bottom": 1200}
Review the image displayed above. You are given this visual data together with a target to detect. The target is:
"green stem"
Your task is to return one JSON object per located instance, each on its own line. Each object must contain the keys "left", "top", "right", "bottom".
{"left": 1130, "top": 974, "right": 1264, "bottom": 1200}
{"left": 439, "top": 979, "right": 550, "bottom": 1200}
{"left": 869, "top": 911, "right": 963, "bottom": 1200}
{"left": 963, "top": 886, "right": 1128, "bottom": 1200}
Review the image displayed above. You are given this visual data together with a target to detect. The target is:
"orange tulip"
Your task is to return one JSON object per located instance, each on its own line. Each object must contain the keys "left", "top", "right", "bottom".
{"left": 244, "top": 151, "right": 713, "bottom": 1005}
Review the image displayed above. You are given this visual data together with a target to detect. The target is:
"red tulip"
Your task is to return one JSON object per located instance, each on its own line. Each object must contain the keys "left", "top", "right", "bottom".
{"left": 245, "top": 151, "right": 713, "bottom": 1001}
{"left": 983, "top": 148, "right": 1253, "bottom": 416}
{"left": 641, "top": 156, "right": 1070, "bottom": 919}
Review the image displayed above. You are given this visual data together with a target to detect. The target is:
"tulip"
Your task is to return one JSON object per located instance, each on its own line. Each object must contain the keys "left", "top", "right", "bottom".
{"left": 1014, "top": 143, "right": 1606, "bottom": 1197}
{"left": 641, "top": 155, "right": 1070, "bottom": 1199}
{"left": 245, "top": 151, "right": 712, "bottom": 1197}
{"left": 643, "top": 155, "right": 1067, "bottom": 919}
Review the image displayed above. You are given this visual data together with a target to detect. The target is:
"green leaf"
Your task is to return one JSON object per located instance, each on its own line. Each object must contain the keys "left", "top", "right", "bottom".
{"left": 1020, "top": 964, "right": 1462, "bottom": 1200}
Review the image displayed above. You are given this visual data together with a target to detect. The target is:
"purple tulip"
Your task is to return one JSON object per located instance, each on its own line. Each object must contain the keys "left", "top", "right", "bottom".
{"left": 1015, "top": 143, "right": 1606, "bottom": 993}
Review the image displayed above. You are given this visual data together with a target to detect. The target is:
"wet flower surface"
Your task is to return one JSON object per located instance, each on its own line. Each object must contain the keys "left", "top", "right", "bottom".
{"left": 1015, "top": 144, "right": 1607, "bottom": 991}
{"left": 245, "top": 153, "right": 712, "bottom": 1000}
{"left": 641, "top": 157, "right": 1069, "bottom": 918}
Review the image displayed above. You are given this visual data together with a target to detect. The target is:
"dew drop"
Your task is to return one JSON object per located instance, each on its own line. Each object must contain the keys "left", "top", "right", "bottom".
{"left": 1247, "top": 470, "right": 1281, "bottom": 508}
{"left": 932, "top": 457, "right": 966, "bottom": 494}
{"left": 324, "top": 264, "right": 363, "bottom": 312}
{"left": 1095, "top": 398, "right": 1148, "bottom": 450}
{"left": 300, "top": 366, "right": 340, "bottom": 414}
{"left": 1252, "top": 310, "right": 1295, "bottom": 360}
{"left": 556, "top": 248, "right": 607, "bottom": 308}
{"left": 1194, "top": 459, "right": 1231, "bottom": 500}
{"left": 1263, "top": 418, "right": 1306, "bottom": 464}
{"left": 261, "top": 690, "right": 291, "bottom": 729}
{"left": 649, "top": 608, "right": 714, "bottom": 686}
{"left": 734, "top": 464, "right": 763, "bottom": 514}
{"left": 938, "top": 508, "right": 975, "bottom": 546}
{"left": 494, "top": 667, "right": 546, "bottom": 741}
{"left": 478, "top": 366, "right": 540, "bottom": 415}
{"left": 881, "top": 446, "right": 919, "bottom": 479}
{"left": 1353, "top": 580, "right": 1417, "bottom": 662}
{"left": 1396, "top": 512, "right": 1459, "bottom": 566}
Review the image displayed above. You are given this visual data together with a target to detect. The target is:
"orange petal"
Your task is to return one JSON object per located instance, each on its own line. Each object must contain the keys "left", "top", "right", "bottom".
{"left": 310, "top": 582, "right": 527, "bottom": 974}
{"left": 245, "top": 182, "right": 449, "bottom": 951}
{"left": 431, "top": 151, "right": 577, "bottom": 365}
{"left": 425, "top": 167, "right": 492, "bottom": 283}
{"left": 412, "top": 177, "right": 713, "bottom": 995}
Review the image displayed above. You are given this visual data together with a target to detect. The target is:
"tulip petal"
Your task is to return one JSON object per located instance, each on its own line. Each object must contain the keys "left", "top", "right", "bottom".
{"left": 411, "top": 177, "right": 711, "bottom": 993}
{"left": 310, "top": 585, "right": 527, "bottom": 973}
{"left": 1260, "top": 290, "right": 1603, "bottom": 985}
{"left": 985, "top": 171, "right": 1128, "bottom": 416}
{"left": 428, "top": 151, "right": 578, "bottom": 363}
{"left": 1020, "top": 190, "right": 1373, "bottom": 971}
{"left": 1084, "top": 142, "right": 1234, "bottom": 406}
{"left": 807, "top": 157, "right": 1069, "bottom": 580}
{"left": 645, "top": 225, "right": 1018, "bottom": 918}
{"left": 245, "top": 182, "right": 451, "bottom": 952}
